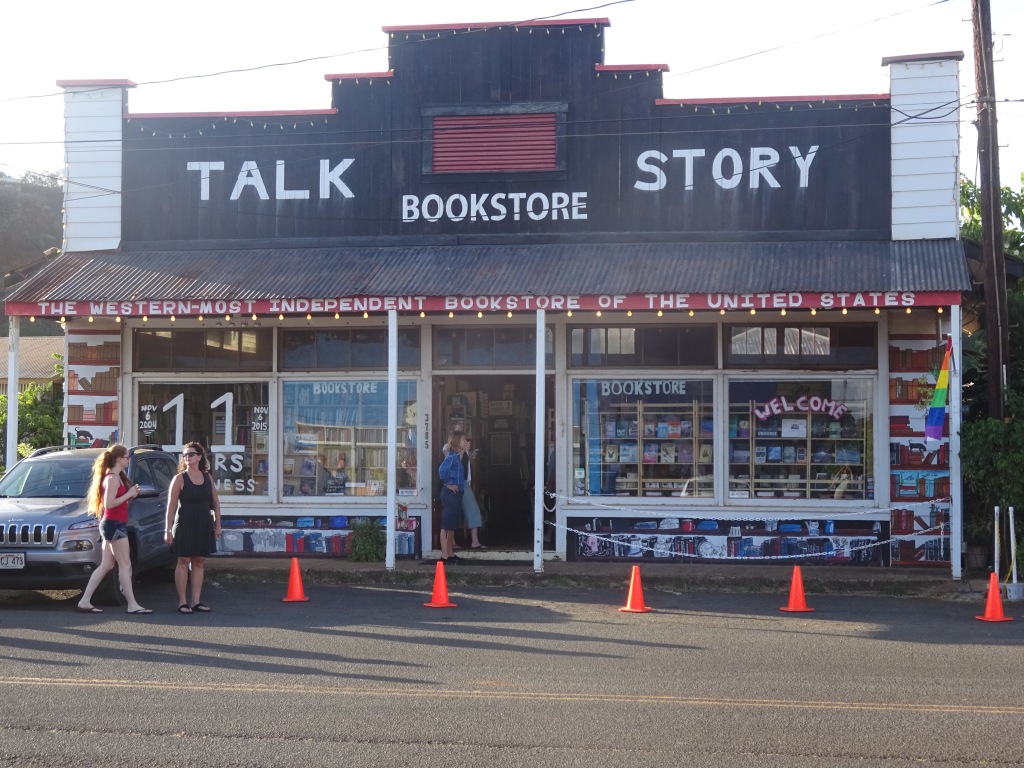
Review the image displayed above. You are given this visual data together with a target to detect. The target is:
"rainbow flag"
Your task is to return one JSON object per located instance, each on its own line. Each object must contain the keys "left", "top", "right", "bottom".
{"left": 924, "top": 336, "right": 953, "bottom": 443}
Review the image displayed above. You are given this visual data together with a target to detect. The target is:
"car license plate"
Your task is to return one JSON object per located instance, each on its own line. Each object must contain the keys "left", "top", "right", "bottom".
{"left": 0, "top": 552, "right": 26, "bottom": 569}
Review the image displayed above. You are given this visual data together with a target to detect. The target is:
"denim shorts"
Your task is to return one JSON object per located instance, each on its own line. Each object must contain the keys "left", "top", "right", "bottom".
{"left": 100, "top": 519, "right": 128, "bottom": 542}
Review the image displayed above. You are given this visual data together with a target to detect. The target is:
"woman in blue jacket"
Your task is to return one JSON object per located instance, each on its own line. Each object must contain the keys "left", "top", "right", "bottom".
{"left": 437, "top": 430, "right": 468, "bottom": 562}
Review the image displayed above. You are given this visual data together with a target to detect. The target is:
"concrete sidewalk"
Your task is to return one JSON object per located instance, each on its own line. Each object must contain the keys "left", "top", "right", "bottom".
{"left": 204, "top": 553, "right": 986, "bottom": 600}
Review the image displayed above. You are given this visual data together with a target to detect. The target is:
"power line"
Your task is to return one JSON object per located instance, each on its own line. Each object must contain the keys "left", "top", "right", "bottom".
{"left": 2, "top": 94, "right": 969, "bottom": 206}
{"left": 0, "top": 2, "right": 637, "bottom": 104}
{"left": 23, "top": 99, "right": 958, "bottom": 232}
{"left": 0, "top": 0, "right": 952, "bottom": 109}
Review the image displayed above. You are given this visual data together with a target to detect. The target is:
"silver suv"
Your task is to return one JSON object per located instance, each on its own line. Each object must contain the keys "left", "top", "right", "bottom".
{"left": 0, "top": 445, "right": 178, "bottom": 604}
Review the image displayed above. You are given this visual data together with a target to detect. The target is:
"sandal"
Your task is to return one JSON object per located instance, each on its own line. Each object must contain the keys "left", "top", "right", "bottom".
{"left": 177, "top": 604, "right": 193, "bottom": 614}
{"left": 191, "top": 602, "right": 212, "bottom": 613}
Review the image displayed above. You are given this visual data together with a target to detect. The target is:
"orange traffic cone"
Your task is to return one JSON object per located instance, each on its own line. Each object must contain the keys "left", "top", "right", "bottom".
{"left": 619, "top": 565, "right": 653, "bottom": 612}
{"left": 424, "top": 560, "right": 456, "bottom": 608}
{"left": 282, "top": 557, "right": 310, "bottom": 602}
{"left": 976, "top": 572, "right": 1013, "bottom": 622}
{"left": 780, "top": 565, "right": 814, "bottom": 613}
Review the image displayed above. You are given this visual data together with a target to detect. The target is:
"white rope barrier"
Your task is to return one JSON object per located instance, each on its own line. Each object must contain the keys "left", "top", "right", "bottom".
{"left": 543, "top": 492, "right": 951, "bottom": 563}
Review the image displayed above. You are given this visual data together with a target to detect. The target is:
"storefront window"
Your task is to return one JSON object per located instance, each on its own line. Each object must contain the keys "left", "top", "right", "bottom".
{"left": 572, "top": 378, "right": 715, "bottom": 498}
{"left": 433, "top": 326, "right": 554, "bottom": 368}
{"left": 727, "top": 379, "right": 874, "bottom": 501}
{"left": 136, "top": 382, "right": 270, "bottom": 496}
{"left": 282, "top": 380, "right": 417, "bottom": 498}
{"left": 134, "top": 329, "right": 273, "bottom": 371}
{"left": 725, "top": 324, "right": 875, "bottom": 368}
{"left": 569, "top": 325, "right": 716, "bottom": 367}
{"left": 279, "top": 328, "right": 420, "bottom": 370}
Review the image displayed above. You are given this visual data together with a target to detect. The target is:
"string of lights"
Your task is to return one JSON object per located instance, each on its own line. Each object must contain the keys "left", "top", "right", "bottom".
{"left": 31, "top": 300, "right": 942, "bottom": 326}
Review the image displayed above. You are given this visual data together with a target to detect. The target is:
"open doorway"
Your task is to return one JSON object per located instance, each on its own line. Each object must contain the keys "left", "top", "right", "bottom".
{"left": 433, "top": 374, "right": 554, "bottom": 550}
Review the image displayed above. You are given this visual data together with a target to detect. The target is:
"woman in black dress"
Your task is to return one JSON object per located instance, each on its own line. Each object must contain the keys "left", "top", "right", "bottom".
{"left": 164, "top": 442, "right": 222, "bottom": 614}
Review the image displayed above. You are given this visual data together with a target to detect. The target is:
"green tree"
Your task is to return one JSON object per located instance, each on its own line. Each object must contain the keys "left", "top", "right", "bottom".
{"left": 0, "top": 354, "right": 65, "bottom": 467}
{"left": 959, "top": 173, "right": 1024, "bottom": 548}
{"left": 959, "top": 173, "right": 1024, "bottom": 418}
{"left": 0, "top": 171, "right": 62, "bottom": 276}
{"left": 19, "top": 170, "right": 63, "bottom": 190}
{"left": 960, "top": 172, "right": 1024, "bottom": 259}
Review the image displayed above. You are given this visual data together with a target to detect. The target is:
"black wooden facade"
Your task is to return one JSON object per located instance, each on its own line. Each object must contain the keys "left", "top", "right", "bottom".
{"left": 121, "top": 20, "right": 890, "bottom": 245}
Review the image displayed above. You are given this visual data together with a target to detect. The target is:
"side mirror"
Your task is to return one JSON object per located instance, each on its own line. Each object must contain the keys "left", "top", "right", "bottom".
{"left": 136, "top": 484, "right": 159, "bottom": 498}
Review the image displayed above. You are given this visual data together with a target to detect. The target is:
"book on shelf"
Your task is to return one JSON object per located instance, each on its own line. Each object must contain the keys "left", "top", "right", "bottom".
{"left": 642, "top": 442, "right": 659, "bottom": 463}
{"left": 812, "top": 447, "right": 833, "bottom": 463}
{"left": 781, "top": 418, "right": 807, "bottom": 438}
{"left": 835, "top": 447, "right": 861, "bottom": 463}
{"left": 666, "top": 420, "right": 682, "bottom": 438}
{"left": 659, "top": 443, "right": 676, "bottom": 463}
{"left": 604, "top": 444, "right": 619, "bottom": 463}
{"left": 737, "top": 418, "right": 750, "bottom": 438}
{"left": 782, "top": 445, "right": 796, "bottom": 463}
{"left": 698, "top": 444, "right": 713, "bottom": 463}
{"left": 619, "top": 443, "right": 639, "bottom": 463}
{"left": 643, "top": 418, "right": 657, "bottom": 437}
{"left": 754, "top": 446, "right": 767, "bottom": 463}
{"left": 767, "top": 445, "right": 782, "bottom": 462}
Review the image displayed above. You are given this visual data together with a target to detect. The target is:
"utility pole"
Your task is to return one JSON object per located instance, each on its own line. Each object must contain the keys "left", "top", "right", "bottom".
{"left": 973, "top": 0, "right": 1008, "bottom": 419}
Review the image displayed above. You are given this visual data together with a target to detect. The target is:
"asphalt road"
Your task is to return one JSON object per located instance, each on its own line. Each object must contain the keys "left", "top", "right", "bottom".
{"left": 1, "top": 576, "right": 1023, "bottom": 768}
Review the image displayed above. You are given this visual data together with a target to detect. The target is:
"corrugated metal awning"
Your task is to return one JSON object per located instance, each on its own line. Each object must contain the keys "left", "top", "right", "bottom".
{"left": 4, "top": 239, "right": 969, "bottom": 311}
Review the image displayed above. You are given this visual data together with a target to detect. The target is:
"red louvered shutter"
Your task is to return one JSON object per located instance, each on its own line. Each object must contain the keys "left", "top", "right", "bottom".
{"left": 432, "top": 113, "right": 557, "bottom": 172}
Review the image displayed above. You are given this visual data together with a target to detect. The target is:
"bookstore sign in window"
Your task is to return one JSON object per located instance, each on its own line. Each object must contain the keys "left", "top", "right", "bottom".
{"left": 282, "top": 380, "right": 417, "bottom": 498}
{"left": 727, "top": 379, "right": 873, "bottom": 501}
{"left": 572, "top": 378, "right": 715, "bottom": 498}
{"left": 137, "top": 382, "right": 269, "bottom": 496}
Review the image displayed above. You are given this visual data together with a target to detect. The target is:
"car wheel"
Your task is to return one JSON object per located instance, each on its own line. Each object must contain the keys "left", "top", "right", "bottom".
{"left": 94, "top": 544, "right": 137, "bottom": 606}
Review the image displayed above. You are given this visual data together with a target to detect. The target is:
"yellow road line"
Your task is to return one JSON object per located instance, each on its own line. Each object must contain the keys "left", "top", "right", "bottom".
{"left": 2, "top": 677, "right": 1022, "bottom": 715}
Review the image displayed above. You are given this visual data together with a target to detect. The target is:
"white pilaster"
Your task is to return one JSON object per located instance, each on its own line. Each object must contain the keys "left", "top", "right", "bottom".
{"left": 882, "top": 53, "right": 963, "bottom": 240}
{"left": 58, "top": 79, "right": 135, "bottom": 252}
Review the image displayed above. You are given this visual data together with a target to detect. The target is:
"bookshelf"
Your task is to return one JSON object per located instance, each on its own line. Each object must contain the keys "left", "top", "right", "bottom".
{"left": 727, "top": 400, "right": 869, "bottom": 500}
{"left": 583, "top": 400, "right": 714, "bottom": 498}
{"left": 886, "top": 333, "right": 952, "bottom": 565}
{"left": 890, "top": 505, "right": 950, "bottom": 566}
{"left": 282, "top": 420, "right": 413, "bottom": 496}
{"left": 66, "top": 331, "right": 121, "bottom": 446}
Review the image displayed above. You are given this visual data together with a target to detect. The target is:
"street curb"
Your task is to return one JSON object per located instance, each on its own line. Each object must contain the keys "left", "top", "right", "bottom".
{"left": 206, "top": 559, "right": 977, "bottom": 600}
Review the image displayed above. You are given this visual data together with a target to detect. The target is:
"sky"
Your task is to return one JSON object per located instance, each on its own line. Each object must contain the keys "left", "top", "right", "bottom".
{"left": 1, "top": 0, "right": 1021, "bottom": 186}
